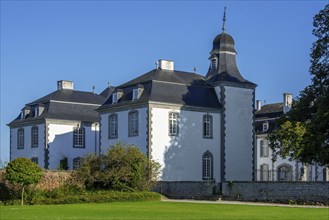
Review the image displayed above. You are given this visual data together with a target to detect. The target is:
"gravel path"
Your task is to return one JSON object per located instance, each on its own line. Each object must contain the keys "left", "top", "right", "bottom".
{"left": 161, "top": 198, "right": 328, "bottom": 209}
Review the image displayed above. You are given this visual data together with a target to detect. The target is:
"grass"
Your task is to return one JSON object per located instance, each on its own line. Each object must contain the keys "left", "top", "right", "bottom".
{"left": 1, "top": 201, "right": 328, "bottom": 220}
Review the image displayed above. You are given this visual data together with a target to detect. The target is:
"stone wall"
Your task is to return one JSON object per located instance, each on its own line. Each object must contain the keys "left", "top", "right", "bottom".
{"left": 222, "top": 181, "right": 329, "bottom": 204}
{"left": 153, "top": 181, "right": 219, "bottom": 200}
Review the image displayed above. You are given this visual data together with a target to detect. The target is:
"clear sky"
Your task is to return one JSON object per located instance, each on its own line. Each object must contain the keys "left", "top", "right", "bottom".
{"left": 0, "top": 1, "right": 327, "bottom": 163}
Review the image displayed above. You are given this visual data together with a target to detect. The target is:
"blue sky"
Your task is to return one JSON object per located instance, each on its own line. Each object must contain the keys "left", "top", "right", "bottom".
{"left": 0, "top": 1, "right": 327, "bottom": 163}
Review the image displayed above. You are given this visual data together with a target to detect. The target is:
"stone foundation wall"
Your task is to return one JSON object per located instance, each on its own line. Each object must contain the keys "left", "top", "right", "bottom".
{"left": 222, "top": 181, "right": 329, "bottom": 204}
{"left": 153, "top": 181, "right": 219, "bottom": 199}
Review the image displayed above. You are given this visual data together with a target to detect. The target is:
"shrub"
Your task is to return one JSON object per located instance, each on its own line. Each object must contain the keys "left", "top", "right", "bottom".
{"left": 75, "top": 143, "right": 160, "bottom": 191}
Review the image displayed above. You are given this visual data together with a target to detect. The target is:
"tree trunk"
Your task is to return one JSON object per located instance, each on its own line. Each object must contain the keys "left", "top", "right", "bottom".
{"left": 21, "top": 185, "right": 25, "bottom": 206}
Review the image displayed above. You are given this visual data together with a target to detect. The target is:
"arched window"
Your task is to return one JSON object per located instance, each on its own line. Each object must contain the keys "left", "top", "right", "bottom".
{"left": 169, "top": 112, "right": 179, "bottom": 136}
{"left": 31, "top": 157, "right": 38, "bottom": 165}
{"left": 277, "top": 164, "right": 293, "bottom": 181}
{"left": 108, "top": 113, "right": 118, "bottom": 139}
{"left": 73, "top": 127, "right": 85, "bottom": 148}
{"left": 31, "top": 126, "right": 38, "bottom": 147}
{"left": 260, "top": 164, "right": 269, "bottom": 181}
{"left": 17, "top": 128, "right": 24, "bottom": 149}
{"left": 203, "top": 114, "right": 213, "bottom": 138}
{"left": 202, "top": 151, "right": 213, "bottom": 180}
{"left": 73, "top": 157, "right": 81, "bottom": 170}
{"left": 128, "top": 111, "right": 139, "bottom": 137}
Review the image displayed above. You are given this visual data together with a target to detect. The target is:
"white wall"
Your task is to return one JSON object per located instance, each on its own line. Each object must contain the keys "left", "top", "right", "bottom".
{"left": 150, "top": 107, "right": 221, "bottom": 181}
{"left": 10, "top": 124, "right": 45, "bottom": 168}
{"left": 222, "top": 86, "right": 254, "bottom": 181}
{"left": 48, "top": 122, "right": 99, "bottom": 170}
{"left": 100, "top": 107, "right": 148, "bottom": 154}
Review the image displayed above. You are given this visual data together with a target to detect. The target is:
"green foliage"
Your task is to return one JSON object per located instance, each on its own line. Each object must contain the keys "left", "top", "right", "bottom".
{"left": 75, "top": 143, "right": 160, "bottom": 191}
{"left": 5, "top": 158, "right": 43, "bottom": 205}
{"left": 269, "top": 5, "right": 329, "bottom": 167}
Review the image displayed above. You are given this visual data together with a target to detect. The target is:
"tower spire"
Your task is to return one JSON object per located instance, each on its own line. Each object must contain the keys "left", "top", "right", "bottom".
{"left": 222, "top": 6, "right": 227, "bottom": 33}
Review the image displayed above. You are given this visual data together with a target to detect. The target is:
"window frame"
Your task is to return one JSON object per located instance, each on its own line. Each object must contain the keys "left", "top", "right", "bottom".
{"left": 260, "top": 139, "right": 269, "bottom": 157}
{"left": 168, "top": 112, "right": 179, "bottom": 136}
{"left": 31, "top": 126, "right": 38, "bottom": 148}
{"left": 17, "top": 128, "right": 24, "bottom": 149}
{"left": 73, "top": 157, "right": 81, "bottom": 170}
{"left": 108, "top": 113, "right": 118, "bottom": 139}
{"left": 128, "top": 111, "right": 139, "bottom": 137}
{"left": 260, "top": 163, "right": 269, "bottom": 181}
{"left": 202, "top": 151, "right": 213, "bottom": 180}
{"left": 73, "top": 127, "right": 85, "bottom": 148}
{"left": 203, "top": 114, "right": 213, "bottom": 139}
{"left": 31, "top": 157, "right": 39, "bottom": 165}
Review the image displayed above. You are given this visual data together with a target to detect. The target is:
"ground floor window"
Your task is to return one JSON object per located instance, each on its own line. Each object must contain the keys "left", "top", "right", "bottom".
{"left": 277, "top": 164, "right": 293, "bottom": 181}
{"left": 73, "top": 157, "right": 81, "bottom": 169}
{"left": 202, "top": 151, "right": 213, "bottom": 180}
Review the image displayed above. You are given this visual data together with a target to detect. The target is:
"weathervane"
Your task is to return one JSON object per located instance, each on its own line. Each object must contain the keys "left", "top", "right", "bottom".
{"left": 222, "top": 6, "right": 227, "bottom": 33}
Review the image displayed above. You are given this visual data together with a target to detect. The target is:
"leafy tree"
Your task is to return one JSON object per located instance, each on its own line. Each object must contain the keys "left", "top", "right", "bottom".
{"left": 269, "top": 4, "right": 329, "bottom": 167}
{"left": 5, "top": 157, "right": 43, "bottom": 206}
{"left": 75, "top": 143, "right": 160, "bottom": 191}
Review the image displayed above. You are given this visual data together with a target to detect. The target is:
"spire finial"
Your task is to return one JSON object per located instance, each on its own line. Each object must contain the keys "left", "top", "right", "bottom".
{"left": 222, "top": 6, "right": 227, "bottom": 33}
{"left": 108, "top": 81, "right": 110, "bottom": 88}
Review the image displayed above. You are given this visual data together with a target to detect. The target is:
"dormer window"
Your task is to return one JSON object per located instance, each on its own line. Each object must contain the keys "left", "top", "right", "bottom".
{"left": 263, "top": 122, "right": 269, "bottom": 132}
{"left": 35, "top": 108, "right": 39, "bottom": 117}
{"left": 112, "top": 93, "right": 118, "bottom": 103}
{"left": 21, "top": 111, "right": 25, "bottom": 119}
{"left": 132, "top": 89, "right": 139, "bottom": 100}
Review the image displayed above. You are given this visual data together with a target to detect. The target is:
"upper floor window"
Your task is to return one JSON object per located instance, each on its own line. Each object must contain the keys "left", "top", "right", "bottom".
{"left": 73, "top": 127, "right": 85, "bottom": 148}
{"left": 202, "top": 151, "right": 213, "bottom": 180}
{"left": 108, "top": 114, "right": 118, "bottom": 139}
{"left": 260, "top": 139, "right": 269, "bottom": 157}
{"left": 203, "top": 114, "right": 213, "bottom": 138}
{"left": 73, "top": 157, "right": 81, "bottom": 170}
{"left": 31, "top": 126, "right": 38, "bottom": 147}
{"left": 17, "top": 128, "right": 24, "bottom": 149}
{"left": 169, "top": 112, "right": 179, "bottom": 136}
{"left": 128, "top": 111, "right": 139, "bottom": 137}
{"left": 31, "top": 157, "right": 38, "bottom": 165}
{"left": 263, "top": 122, "right": 269, "bottom": 131}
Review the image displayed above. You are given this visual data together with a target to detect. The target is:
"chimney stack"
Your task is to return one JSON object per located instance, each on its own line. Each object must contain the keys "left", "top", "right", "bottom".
{"left": 256, "top": 100, "right": 262, "bottom": 111}
{"left": 158, "top": 59, "right": 174, "bottom": 71}
{"left": 57, "top": 80, "right": 74, "bottom": 90}
{"left": 283, "top": 93, "right": 292, "bottom": 113}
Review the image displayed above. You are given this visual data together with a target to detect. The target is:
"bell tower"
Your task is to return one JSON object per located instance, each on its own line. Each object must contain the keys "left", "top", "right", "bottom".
{"left": 208, "top": 8, "right": 257, "bottom": 182}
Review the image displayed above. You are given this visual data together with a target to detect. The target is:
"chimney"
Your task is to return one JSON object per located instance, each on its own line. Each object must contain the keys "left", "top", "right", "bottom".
{"left": 57, "top": 80, "right": 74, "bottom": 90}
{"left": 256, "top": 100, "right": 262, "bottom": 111}
{"left": 158, "top": 59, "right": 174, "bottom": 71}
{"left": 283, "top": 93, "right": 292, "bottom": 113}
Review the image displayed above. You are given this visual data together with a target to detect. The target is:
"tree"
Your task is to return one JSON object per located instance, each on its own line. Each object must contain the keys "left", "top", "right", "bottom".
{"left": 269, "top": 4, "right": 329, "bottom": 167}
{"left": 5, "top": 158, "right": 43, "bottom": 206}
{"left": 75, "top": 143, "right": 160, "bottom": 191}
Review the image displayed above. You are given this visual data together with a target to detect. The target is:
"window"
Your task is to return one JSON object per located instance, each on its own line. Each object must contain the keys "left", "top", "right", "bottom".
{"left": 73, "top": 157, "right": 81, "bottom": 169}
{"left": 128, "top": 111, "right": 139, "bottom": 137}
{"left": 108, "top": 114, "right": 118, "bottom": 139}
{"left": 260, "top": 139, "right": 269, "bottom": 157}
{"left": 203, "top": 114, "right": 213, "bottom": 138}
{"left": 31, "top": 157, "right": 38, "bottom": 165}
{"left": 17, "top": 128, "right": 24, "bottom": 149}
{"left": 73, "top": 127, "right": 85, "bottom": 148}
{"left": 277, "top": 164, "right": 293, "bottom": 181}
{"left": 169, "top": 112, "right": 179, "bottom": 136}
{"left": 31, "top": 126, "right": 38, "bottom": 147}
{"left": 211, "top": 58, "right": 217, "bottom": 69}
{"left": 263, "top": 122, "right": 269, "bottom": 131}
{"left": 260, "top": 164, "right": 269, "bottom": 181}
{"left": 34, "top": 108, "right": 39, "bottom": 117}
{"left": 112, "top": 93, "right": 118, "bottom": 103}
{"left": 132, "top": 89, "right": 139, "bottom": 100}
{"left": 202, "top": 151, "right": 213, "bottom": 180}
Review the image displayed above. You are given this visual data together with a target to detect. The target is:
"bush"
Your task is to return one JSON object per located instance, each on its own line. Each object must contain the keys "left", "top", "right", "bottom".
{"left": 75, "top": 143, "right": 160, "bottom": 191}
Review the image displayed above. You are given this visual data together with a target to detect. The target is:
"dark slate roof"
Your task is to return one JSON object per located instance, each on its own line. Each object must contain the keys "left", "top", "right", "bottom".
{"left": 28, "top": 89, "right": 106, "bottom": 105}
{"left": 211, "top": 33, "right": 236, "bottom": 54}
{"left": 255, "top": 102, "right": 283, "bottom": 119}
{"left": 9, "top": 89, "right": 106, "bottom": 126}
{"left": 206, "top": 70, "right": 256, "bottom": 86}
{"left": 98, "top": 68, "right": 221, "bottom": 111}
{"left": 255, "top": 102, "right": 284, "bottom": 135}
{"left": 100, "top": 86, "right": 116, "bottom": 98}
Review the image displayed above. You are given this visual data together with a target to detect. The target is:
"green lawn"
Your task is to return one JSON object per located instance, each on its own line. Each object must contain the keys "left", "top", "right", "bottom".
{"left": 1, "top": 201, "right": 328, "bottom": 220}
